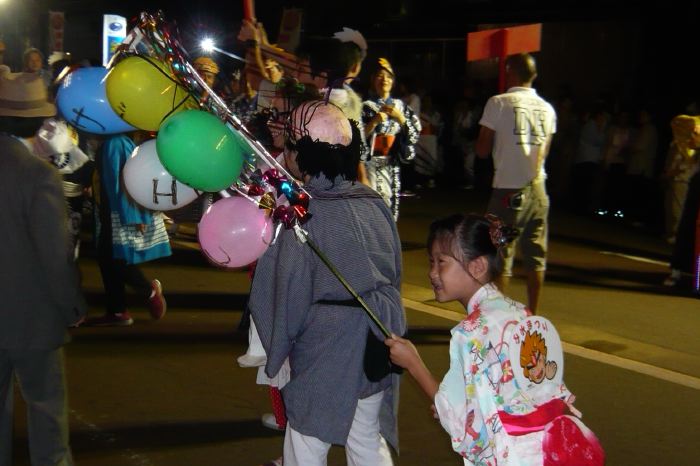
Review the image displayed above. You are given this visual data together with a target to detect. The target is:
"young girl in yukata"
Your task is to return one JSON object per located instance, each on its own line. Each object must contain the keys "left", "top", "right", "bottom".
{"left": 386, "top": 213, "right": 604, "bottom": 466}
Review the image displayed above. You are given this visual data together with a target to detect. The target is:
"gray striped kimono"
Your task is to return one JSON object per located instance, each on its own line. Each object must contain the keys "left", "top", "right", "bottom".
{"left": 249, "top": 175, "right": 407, "bottom": 451}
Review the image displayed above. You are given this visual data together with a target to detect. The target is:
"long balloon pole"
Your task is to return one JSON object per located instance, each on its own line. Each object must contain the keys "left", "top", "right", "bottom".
{"left": 293, "top": 225, "right": 391, "bottom": 338}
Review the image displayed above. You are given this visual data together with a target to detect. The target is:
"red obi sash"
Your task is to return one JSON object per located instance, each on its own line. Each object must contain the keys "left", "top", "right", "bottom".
{"left": 498, "top": 398, "right": 567, "bottom": 436}
{"left": 498, "top": 399, "right": 605, "bottom": 465}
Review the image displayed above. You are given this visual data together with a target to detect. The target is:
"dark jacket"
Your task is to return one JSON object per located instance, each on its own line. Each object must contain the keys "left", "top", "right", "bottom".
{"left": 0, "top": 135, "right": 86, "bottom": 349}
{"left": 249, "top": 176, "right": 406, "bottom": 449}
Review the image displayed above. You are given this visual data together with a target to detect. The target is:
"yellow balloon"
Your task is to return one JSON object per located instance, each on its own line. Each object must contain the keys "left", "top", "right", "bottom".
{"left": 105, "top": 56, "right": 196, "bottom": 132}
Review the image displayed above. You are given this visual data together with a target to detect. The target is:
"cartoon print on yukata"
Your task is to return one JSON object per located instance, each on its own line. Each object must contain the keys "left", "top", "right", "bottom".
{"left": 507, "top": 316, "right": 564, "bottom": 392}
{"left": 519, "top": 331, "right": 558, "bottom": 384}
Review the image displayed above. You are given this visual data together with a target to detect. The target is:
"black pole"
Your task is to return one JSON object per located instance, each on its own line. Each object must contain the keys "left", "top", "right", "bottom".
{"left": 296, "top": 226, "right": 391, "bottom": 339}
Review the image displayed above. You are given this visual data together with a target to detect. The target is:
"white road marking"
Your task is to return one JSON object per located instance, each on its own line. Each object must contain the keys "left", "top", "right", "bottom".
{"left": 599, "top": 250, "right": 669, "bottom": 267}
{"left": 401, "top": 298, "right": 466, "bottom": 322}
{"left": 561, "top": 342, "right": 700, "bottom": 390}
{"left": 402, "top": 297, "right": 700, "bottom": 391}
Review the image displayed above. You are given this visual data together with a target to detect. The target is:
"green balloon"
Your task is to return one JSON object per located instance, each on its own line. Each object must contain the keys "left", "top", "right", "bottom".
{"left": 157, "top": 110, "right": 244, "bottom": 192}
{"left": 229, "top": 126, "right": 257, "bottom": 164}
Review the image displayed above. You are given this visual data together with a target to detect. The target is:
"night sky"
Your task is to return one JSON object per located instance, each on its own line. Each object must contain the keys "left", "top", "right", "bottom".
{"left": 2, "top": 0, "right": 697, "bottom": 124}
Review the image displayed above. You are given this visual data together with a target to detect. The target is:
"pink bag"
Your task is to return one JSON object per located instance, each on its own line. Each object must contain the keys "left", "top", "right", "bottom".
{"left": 542, "top": 415, "right": 605, "bottom": 466}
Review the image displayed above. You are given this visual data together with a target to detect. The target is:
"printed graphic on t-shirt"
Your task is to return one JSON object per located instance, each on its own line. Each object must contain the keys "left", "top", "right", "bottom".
{"left": 512, "top": 106, "right": 548, "bottom": 146}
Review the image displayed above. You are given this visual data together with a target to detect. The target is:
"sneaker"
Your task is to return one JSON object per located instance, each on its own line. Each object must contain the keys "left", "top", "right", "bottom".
{"left": 261, "top": 413, "right": 285, "bottom": 431}
{"left": 237, "top": 354, "right": 266, "bottom": 368}
{"left": 148, "top": 279, "right": 167, "bottom": 320}
{"left": 84, "top": 312, "right": 134, "bottom": 327}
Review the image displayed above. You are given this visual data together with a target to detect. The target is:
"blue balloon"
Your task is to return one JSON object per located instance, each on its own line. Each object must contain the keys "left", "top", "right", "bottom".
{"left": 56, "top": 67, "right": 136, "bottom": 135}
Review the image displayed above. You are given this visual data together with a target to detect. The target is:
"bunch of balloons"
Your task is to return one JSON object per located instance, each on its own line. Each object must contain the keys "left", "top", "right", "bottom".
{"left": 54, "top": 11, "right": 309, "bottom": 268}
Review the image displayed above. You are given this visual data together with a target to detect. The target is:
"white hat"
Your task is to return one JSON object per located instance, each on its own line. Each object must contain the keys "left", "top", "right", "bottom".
{"left": 332, "top": 27, "right": 367, "bottom": 60}
{"left": 0, "top": 71, "right": 56, "bottom": 118}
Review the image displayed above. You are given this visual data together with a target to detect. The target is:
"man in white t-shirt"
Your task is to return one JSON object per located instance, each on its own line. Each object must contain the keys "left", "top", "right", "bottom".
{"left": 475, "top": 53, "right": 556, "bottom": 314}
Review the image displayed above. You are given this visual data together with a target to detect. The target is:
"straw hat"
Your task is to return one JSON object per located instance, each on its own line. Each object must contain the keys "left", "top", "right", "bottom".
{"left": 375, "top": 57, "right": 395, "bottom": 77}
{"left": 0, "top": 71, "right": 56, "bottom": 118}
{"left": 193, "top": 56, "right": 219, "bottom": 74}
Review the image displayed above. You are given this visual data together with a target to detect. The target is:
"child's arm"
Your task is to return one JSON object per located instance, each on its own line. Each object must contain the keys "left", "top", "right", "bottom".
{"left": 385, "top": 335, "right": 439, "bottom": 399}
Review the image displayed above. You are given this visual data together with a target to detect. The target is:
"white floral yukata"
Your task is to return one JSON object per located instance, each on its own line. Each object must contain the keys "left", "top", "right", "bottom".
{"left": 434, "top": 283, "right": 574, "bottom": 465}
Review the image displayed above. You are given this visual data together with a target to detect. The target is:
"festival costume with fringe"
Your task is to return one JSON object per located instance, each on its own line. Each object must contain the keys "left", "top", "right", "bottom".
{"left": 248, "top": 175, "right": 406, "bottom": 451}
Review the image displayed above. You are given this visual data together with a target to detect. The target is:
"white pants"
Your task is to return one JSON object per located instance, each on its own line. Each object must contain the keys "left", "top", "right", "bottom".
{"left": 283, "top": 391, "right": 393, "bottom": 466}
{"left": 246, "top": 319, "right": 266, "bottom": 358}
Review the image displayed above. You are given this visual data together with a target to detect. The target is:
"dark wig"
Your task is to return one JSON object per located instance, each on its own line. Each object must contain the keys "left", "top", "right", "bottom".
{"left": 285, "top": 101, "right": 361, "bottom": 181}
{"left": 289, "top": 122, "right": 361, "bottom": 181}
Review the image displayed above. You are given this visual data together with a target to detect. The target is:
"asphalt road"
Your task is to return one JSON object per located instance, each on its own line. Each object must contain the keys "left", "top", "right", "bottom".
{"left": 9, "top": 187, "right": 700, "bottom": 466}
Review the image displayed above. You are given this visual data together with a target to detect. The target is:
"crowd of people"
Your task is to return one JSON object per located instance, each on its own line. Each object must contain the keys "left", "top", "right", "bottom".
{"left": 1, "top": 17, "right": 698, "bottom": 465}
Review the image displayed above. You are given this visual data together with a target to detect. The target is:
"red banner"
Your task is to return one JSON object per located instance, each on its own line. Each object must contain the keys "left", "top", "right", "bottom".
{"left": 48, "top": 11, "right": 65, "bottom": 52}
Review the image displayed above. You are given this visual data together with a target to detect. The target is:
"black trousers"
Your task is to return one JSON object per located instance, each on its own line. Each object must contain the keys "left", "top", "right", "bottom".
{"left": 97, "top": 211, "right": 151, "bottom": 314}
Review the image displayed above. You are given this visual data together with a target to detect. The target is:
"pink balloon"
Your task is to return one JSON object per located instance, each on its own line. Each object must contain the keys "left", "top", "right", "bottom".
{"left": 198, "top": 196, "right": 274, "bottom": 268}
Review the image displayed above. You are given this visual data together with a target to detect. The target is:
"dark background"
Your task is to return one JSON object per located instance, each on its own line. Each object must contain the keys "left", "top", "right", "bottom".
{"left": 3, "top": 0, "right": 696, "bottom": 108}
{"left": 2, "top": 0, "right": 696, "bottom": 107}
{"left": 1, "top": 0, "right": 697, "bottom": 187}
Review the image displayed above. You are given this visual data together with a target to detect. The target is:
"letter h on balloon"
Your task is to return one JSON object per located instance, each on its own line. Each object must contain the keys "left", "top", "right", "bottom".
{"left": 152, "top": 178, "right": 178, "bottom": 206}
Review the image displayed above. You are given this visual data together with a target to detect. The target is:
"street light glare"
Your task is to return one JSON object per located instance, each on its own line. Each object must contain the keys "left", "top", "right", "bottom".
{"left": 200, "top": 38, "right": 215, "bottom": 53}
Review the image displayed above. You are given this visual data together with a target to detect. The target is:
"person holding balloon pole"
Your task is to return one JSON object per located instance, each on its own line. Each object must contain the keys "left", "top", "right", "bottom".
{"left": 84, "top": 131, "right": 170, "bottom": 327}
{"left": 248, "top": 100, "right": 406, "bottom": 466}
{"left": 234, "top": 81, "right": 321, "bottom": 437}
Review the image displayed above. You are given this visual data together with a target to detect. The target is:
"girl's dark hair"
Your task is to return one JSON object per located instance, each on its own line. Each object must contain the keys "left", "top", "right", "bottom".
{"left": 427, "top": 214, "right": 518, "bottom": 281}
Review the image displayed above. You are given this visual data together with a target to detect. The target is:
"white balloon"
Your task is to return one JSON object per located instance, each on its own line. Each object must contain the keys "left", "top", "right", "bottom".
{"left": 123, "top": 139, "right": 200, "bottom": 211}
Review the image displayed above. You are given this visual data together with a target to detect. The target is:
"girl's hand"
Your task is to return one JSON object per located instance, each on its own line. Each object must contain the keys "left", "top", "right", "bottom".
{"left": 374, "top": 112, "right": 388, "bottom": 125}
{"left": 384, "top": 334, "right": 420, "bottom": 370}
{"left": 380, "top": 105, "right": 406, "bottom": 125}
{"left": 386, "top": 333, "right": 439, "bottom": 399}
